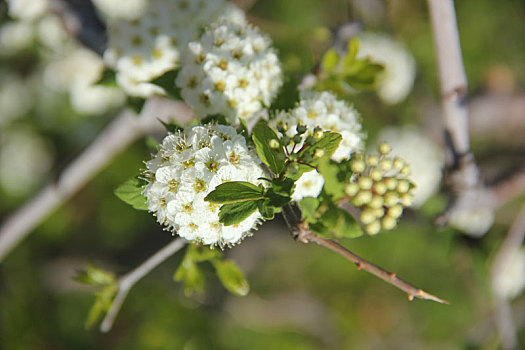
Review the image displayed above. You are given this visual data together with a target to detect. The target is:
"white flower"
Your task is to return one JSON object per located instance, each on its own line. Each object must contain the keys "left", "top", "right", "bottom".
{"left": 292, "top": 170, "right": 324, "bottom": 202}
{"left": 176, "top": 17, "right": 282, "bottom": 124}
{"left": 448, "top": 190, "right": 495, "bottom": 237}
{"left": 104, "top": 0, "right": 244, "bottom": 97}
{"left": 271, "top": 91, "right": 364, "bottom": 161}
{"left": 0, "top": 21, "right": 35, "bottom": 56}
{"left": 492, "top": 248, "right": 525, "bottom": 299}
{"left": 356, "top": 32, "right": 415, "bottom": 105}
{"left": 0, "top": 74, "right": 32, "bottom": 126}
{"left": 375, "top": 126, "right": 443, "bottom": 207}
{"left": 0, "top": 126, "right": 53, "bottom": 196}
{"left": 43, "top": 47, "right": 125, "bottom": 115}
{"left": 92, "top": 0, "right": 147, "bottom": 20}
{"left": 7, "top": 0, "right": 49, "bottom": 21}
{"left": 143, "top": 124, "right": 265, "bottom": 247}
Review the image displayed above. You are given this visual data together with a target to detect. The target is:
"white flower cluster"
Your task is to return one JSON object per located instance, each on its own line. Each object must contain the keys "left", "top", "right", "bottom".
{"left": 357, "top": 32, "right": 416, "bottom": 105}
{"left": 271, "top": 91, "right": 364, "bottom": 162}
{"left": 492, "top": 248, "right": 525, "bottom": 299}
{"left": 6, "top": 0, "right": 49, "bottom": 22}
{"left": 103, "top": 0, "right": 243, "bottom": 97}
{"left": 44, "top": 48, "right": 125, "bottom": 115}
{"left": 176, "top": 18, "right": 282, "bottom": 124}
{"left": 291, "top": 170, "right": 325, "bottom": 202}
{"left": 143, "top": 124, "right": 264, "bottom": 247}
{"left": 0, "top": 125, "right": 53, "bottom": 197}
{"left": 375, "top": 126, "right": 444, "bottom": 207}
{"left": 92, "top": 0, "right": 147, "bottom": 20}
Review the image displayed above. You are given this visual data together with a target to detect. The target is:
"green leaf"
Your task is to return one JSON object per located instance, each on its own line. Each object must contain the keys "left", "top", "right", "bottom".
{"left": 219, "top": 201, "right": 258, "bottom": 226}
{"left": 237, "top": 118, "right": 251, "bottom": 144}
{"left": 298, "top": 131, "right": 342, "bottom": 164}
{"left": 271, "top": 177, "right": 295, "bottom": 197}
{"left": 343, "top": 38, "right": 359, "bottom": 68}
{"left": 317, "top": 157, "right": 346, "bottom": 200}
{"left": 174, "top": 259, "right": 205, "bottom": 296}
{"left": 205, "top": 181, "right": 264, "bottom": 204}
{"left": 321, "top": 48, "right": 340, "bottom": 71}
{"left": 126, "top": 96, "right": 146, "bottom": 114}
{"left": 144, "top": 136, "right": 161, "bottom": 152}
{"left": 159, "top": 119, "right": 183, "bottom": 133}
{"left": 285, "top": 163, "right": 315, "bottom": 180}
{"left": 319, "top": 206, "right": 363, "bottom": 239}
{"left": 268, "top": 75, "right": 300, "bottom": 112}
{"left": 201, "top": 114, "right": 229, "bottom": 125}
{"left": 252, "top": 119, "right": 286, "bottom": 174}
{"left": 299, "top": 197, "right": 320, "bottom": 221}
{"left": 265, "top": 188, "right": 291, "bottom": 208}
{"left": 257, "top": 199, "right": 275, "bottom": 220}
{"left": 85, "top": 283, "right": 117, "bottom": 329}
{"left": 74, "top": 265, "right": 115, "bottom": 286}
{"left": 150, "top": 69, "right": 182, "bottom": 99}
{"left": 114, "top": 177, "right": 148, "bottom": 210}
{"left": 308, "top": 221, "right": 331, "bottom": 237}
{"left": 343, "top": 59, "right": 384, "bottom": 90}
{"left": 94, "top": 67, "right": 117, "bottom": 87}
{"left": 212, "top": 260, "right": 250, "bottom": 296}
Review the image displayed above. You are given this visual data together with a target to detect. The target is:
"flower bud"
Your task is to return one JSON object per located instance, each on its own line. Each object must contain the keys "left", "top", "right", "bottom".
{"left": 396, "top": 179, "right": 410, "bottom": 193}
{"left": 393, "top": 157, "right": 405, "bottom": 170}
{"left": 378, "top": 142, "right": 391, "bottom": 155}
{"left": 353, "top": 190, "right": 372, "bottom": 206}
{"left": 387, "top": 204, "right": 403, "bottom": 218}
{"left": 384, "top": 178, "right": 397, "bottom": 190}
{"left": 360, "top": 209, "right": 377, "bottom": 225}
{"left": 379, "top": 158, "right": 392, "bottom": 171}
{"left": 305, "top": 135, "right": 316, "bottom": 146}
{"left": 382, "top": 216, "right": 397, "bottom": 230}
{"left": 314, "top": 149, "right": 325, "bottom": 158}
{"left": 369, "top": 195, "right": 384, "bottom": 209}
{"left": 281, "top": 135, "right": 291, "bottom": 146}
{"left": 400, "top": 192, "right": 414, "bottom": 206}
{"left": 373, "top": 181, "right": 387, "bottom": 195}
{"left": 345, "top": 183, "right": 360, "bottom": 196}
{"left": 365, "top": 221, "right": 381, "bottom": 235}
{"left": 401, "top": 165, "right": 411, "bottom": 175}
{"left": 384, "top": 191, "right": 399, "bottom": 206}
{"left": 358, "top": 176, "right": 373, "bottom": 190}
{"left": 314, "top": 130, "right": 324, "bottom": 140}
{"left": 277, "top": 121, "right": 288, "bottom": 133}
{"left": 350, "top": 159, "right": 366, "bottom": 173}
{"left": 370, "top": 169, "right": 383, "bottom": 181}
{"left": 293, "top": 134, "right": 302, "bottom": 144}
{"left": 269, "top": 139, "right": 280, "bottom": 149}
{"left": 367, "top": 155, "right": 379, "bottom": 166}
{"left": 296, "top": 123, "right": 307, "bottom": 134}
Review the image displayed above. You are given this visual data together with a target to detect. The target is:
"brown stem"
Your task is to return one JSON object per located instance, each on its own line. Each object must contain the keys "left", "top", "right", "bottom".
{"left": 291, "top": 220, "right": 449, "bottom": 304}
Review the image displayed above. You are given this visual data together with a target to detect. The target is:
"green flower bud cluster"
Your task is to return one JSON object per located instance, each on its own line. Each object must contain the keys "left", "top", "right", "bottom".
{"left": 344, "top": 142, "right": 415, "bottom": 235}
{"left": 270, "top": 121, "right": 325, "bottom": 175}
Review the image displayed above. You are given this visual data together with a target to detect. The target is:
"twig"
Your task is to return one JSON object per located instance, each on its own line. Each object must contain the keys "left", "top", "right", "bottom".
{"left": 490, "top": 205, "right": 525, "bottom": 350}
{"left": 0, "top": 98, "right": 193, "bottom": 262}
{"left": 427, "top": 0, "right": 481, "bottom": 225}
{"left": 100, "top": 238, "right": 187, "bottom": 333}
{"left": 283, "top": 203, "right": 448, "bottom": 304}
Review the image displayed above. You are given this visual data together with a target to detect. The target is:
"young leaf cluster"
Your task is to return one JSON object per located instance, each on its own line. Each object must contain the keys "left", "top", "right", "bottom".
{"left": 318, "top": 38, "right": 384, "bottom": 94}
{"left": 174, "top": 245, "right": 249, "bottom": 296}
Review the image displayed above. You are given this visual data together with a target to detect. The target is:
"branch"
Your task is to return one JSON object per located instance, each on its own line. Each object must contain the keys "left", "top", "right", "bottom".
{"left": 282, "top": 205, "right": 448, "bottom": 304}
{"left": 490, "top": 205, "right": 525, "bottom": 350}
{"left": 0, "top": 98, "right": 193, "bottom": 262}
{"left": 100, "top": 238, "right": 187, "bottom": 333}
{"left": 427, "top": 0, "right": 481, "bottom": 225}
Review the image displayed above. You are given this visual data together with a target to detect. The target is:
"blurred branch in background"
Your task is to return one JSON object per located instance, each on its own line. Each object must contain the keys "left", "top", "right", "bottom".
{"left": 426, "top": 0, "right": 481, "bottom": 227}
{"left": 100, "top": 237, "right": 187, "bottom": 333}
{"left": 0, "top": 98, "right": 193, "bottom": 262}
{"left": 490, "top": 205, "right": 525, "bottom": 350}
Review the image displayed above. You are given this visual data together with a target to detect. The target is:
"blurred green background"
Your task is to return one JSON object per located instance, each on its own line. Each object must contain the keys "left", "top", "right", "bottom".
{"left": 1, "top": 0, "right": 525, "bottom": 349}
